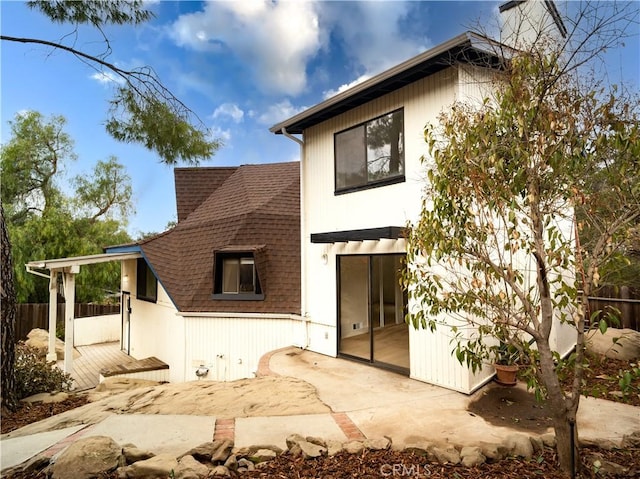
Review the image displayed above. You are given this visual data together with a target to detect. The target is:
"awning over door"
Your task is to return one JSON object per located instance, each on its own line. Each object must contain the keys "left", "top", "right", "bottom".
{"left": 310, "top": 226, "right": 406, "bottom": 244}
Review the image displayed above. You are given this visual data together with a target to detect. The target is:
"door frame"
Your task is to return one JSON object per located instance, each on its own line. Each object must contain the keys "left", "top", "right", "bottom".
{"left": 336, "top": 253, "right": 409, "bottom": 374}
{"left": 121, "top": 290, "right": 131, "bottom": 355}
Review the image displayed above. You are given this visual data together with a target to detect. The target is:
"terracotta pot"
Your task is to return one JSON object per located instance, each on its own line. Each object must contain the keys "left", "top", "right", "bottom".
{"left": 494, "top": 363, "right": 519, "bottom": 386}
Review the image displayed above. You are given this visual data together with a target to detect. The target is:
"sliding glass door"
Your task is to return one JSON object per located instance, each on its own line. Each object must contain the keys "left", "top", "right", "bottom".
{"left": 338, "top": 254, "right": 408, "bottom": 372}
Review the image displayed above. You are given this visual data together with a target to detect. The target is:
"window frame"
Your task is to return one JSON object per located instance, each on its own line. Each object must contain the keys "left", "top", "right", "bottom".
{"left": 212, "top": 252, "right": 264, "bottom": 300}
{"left": 136, "top": 258, "right": 158, "bottom": 303}
{"left": 334, "top": 108, "right": 405, "bottom": 195}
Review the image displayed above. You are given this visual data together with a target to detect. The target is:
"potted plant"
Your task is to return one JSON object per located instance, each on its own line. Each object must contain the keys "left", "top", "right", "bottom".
{"left": 491, "top": 341, "right": 520, "bottom": 386}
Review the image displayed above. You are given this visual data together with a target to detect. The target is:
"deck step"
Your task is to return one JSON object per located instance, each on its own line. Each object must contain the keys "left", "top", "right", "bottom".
{"left": 99, "top": 356, "right": 169, "bottom": 383}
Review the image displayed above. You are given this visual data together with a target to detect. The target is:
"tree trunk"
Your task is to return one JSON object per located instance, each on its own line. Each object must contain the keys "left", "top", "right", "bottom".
{"left": 1, "top": 204, "right": 18, "bottom": 412}
{"left": 538, "top": 337, "right": 579, "bottom": 477}
{"left": 552, "top": 412, "right": 578, "bottom": 478}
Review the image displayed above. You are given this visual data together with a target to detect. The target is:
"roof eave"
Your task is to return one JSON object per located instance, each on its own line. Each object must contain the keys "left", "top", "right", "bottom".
{"left": 270, "top": 31, "right": 504, "bottom": 135}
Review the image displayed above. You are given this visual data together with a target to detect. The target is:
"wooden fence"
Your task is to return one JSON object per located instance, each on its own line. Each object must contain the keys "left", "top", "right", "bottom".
{"left": 15, "top": 303, "right": 120, "bottom": 341}
{"left": 588, "top": 285, "right": 640, "bottom": 332}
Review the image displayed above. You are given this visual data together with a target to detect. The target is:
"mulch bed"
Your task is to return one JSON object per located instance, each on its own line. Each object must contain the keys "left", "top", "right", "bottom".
{"left": 1, "top": 395, "right": 88, "bottom": 434}
{"left": 4, "top": 447, "right": 639, "bottom": 478}
{"left": 241, "top": 447, "right": 639, "bottom": 479}
{"left": 559, "top": 353, "right": 640, "bottom": 407}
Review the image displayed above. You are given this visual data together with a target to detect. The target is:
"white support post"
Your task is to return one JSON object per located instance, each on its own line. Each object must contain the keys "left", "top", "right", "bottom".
{"left": 46, "top": 269, "right": 59, "bottom": 362}
{"left": 62, "top": 267, "right": 78, "bottom": 374}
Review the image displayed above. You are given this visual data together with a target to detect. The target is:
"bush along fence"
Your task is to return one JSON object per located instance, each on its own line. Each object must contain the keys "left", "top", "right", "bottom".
{"left": 15, "top": 303, "right": 120, "bottom": 341}
{"left": 588, "top": 285, "right": 640, "bottom": 332}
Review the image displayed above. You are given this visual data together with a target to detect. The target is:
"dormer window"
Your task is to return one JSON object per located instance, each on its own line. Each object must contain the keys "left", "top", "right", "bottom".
{"left": 213, "top": 249, "right": 265, "bottom": 300}
{"left": 334, "top": 108, "right": 405, "bottom": 194}
{"left": 222, "top": 257, "right": 259, "bottom": 294}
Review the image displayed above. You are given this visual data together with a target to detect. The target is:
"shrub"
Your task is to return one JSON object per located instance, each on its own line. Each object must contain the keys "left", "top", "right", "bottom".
{"left": 14, "top": 342, "right": 73, "bottom": 399}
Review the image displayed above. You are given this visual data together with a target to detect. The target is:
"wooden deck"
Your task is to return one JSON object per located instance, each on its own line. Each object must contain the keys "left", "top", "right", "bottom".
{"left": 61, "top": 342, "right": 132, "bottom": 391}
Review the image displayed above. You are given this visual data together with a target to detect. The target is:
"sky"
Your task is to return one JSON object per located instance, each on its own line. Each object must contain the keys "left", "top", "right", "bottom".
{"left": 1, "top": 1, "right": 638, "bottom": 238}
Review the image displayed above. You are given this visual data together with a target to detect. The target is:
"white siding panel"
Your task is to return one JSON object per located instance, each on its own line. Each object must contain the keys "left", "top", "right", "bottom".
{"left": 457, "top": 65, "right": 495, "bottom": 106}
{"left": 303, "top": 69, "right": 458, "bottom": 339}
{"left": 74, "top": 314, "right": 120, "bottom": 346}
{"left": 303, "top": 68, "right": 479, "bottom": 391}
{"left": 184, "top": 316, "right": 306, "bottom": 381}
{"left": 122, "top": 259, "right": 186, "bottom": 383}
{"left": 408, "top": 318, "right": 494, "bottom": 394}
{"left": 303, "top": 68, "right": 457, "bottom": 238}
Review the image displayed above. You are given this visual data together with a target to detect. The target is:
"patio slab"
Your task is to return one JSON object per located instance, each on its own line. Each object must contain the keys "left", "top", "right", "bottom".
{"left": 85, "top": 414, "right": 216, "bottom": 456}
{"left": 235, "top": 414, "right": 347, "bottom": 450}
{"left": 0, "top": 425, "right": 85, "bottom": 470}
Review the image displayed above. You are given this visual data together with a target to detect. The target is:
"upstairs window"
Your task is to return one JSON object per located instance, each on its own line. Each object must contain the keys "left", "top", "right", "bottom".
{"left": 213, "top": 252, "right": 264, "bottom": 300}
{"left": 136, "top": 258, "right": 157, "bottom": 303}
{"left": 335, "top": 108, "right": 405, "bottom": 193}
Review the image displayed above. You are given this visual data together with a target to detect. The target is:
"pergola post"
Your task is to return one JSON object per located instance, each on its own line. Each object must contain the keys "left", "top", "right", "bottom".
{"left": 46, "top": 269, "right": 59, "bottom": 362}
{"left": 62, "top": 266, "right": 78, "bottom": 374}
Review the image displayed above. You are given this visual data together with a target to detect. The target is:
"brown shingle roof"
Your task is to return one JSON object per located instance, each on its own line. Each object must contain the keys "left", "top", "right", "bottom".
{"left": 140, "top": 162, "right": 300, "bottom": 314}
{"left": 174, "top": 167, "right": 237, "bottom": 222}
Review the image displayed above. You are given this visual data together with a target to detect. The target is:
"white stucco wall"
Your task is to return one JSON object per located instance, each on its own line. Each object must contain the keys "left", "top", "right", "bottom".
{"left": 500, "top": 0, "right": 564, "bottom": 51}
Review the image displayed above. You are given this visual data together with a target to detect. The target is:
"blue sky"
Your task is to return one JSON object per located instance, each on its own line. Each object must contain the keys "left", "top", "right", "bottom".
{"left": 2, "top": 1, "right": 638, "bottom": 238}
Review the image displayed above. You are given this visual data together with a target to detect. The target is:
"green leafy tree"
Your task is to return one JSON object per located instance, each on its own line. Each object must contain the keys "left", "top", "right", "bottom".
{"left": 404, "top": 6, "right": 639, "bottom": 476}
{"left": 1, "top": 111, "right": 75, "bottom": 224}
{"left": 2, "top": 1, "right": 220, "bottom": 165}
{"left": 2, "top": 111, "right": 133, "bottom": 303}
{"left": 1, "top": 0, "right": 221, "bottom": 412}
{"left": 73, "top": 157, "right": 133, "bottom": 222}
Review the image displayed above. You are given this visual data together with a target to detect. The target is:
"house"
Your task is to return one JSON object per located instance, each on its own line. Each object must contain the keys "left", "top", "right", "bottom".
{"left": 28, "top": 162, "right": 304, "bottom": 383}
{"left": 27, "top": 0, "right": 574, "bottom": 393}
{"left": 268, "top": 0, "right": 574, "bottom": 393}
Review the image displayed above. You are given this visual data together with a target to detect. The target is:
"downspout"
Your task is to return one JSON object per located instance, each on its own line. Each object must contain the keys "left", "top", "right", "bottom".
{"left": 281, "top": 127, "right": 309, "bottom": 349}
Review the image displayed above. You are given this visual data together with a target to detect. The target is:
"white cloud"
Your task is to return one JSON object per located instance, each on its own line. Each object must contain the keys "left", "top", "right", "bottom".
{"left": 209, "top": 125, "right": 232, "bottom": 144}
{"left": 212, "top": 103, "right": 244, "bottom": 123}
{"left": 90, "top": 71, "right": 126, "bottom": 85}
{"left": 170, "top": 1, "right": 323, "bottom": 95}
{"left": 256, "top": 99, "right": 307, "bottom": 126}
{"left": 318, "top": 2, "right": 430, "bottom": 76}
{"left": 323, "top": 74, "right": 371, "bottom": 100}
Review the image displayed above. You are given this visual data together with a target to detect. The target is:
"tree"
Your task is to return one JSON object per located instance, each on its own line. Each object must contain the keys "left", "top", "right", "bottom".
{"left": 1, "top": 1, "right": 220, "bottom": 165}
{"left": 2, "top": 111, "right": 133, "bottom": 303}
{"left": 1, "top": 1, "right": 220, "bottom": 412}
{"left": 1, "top": 111, "right": 75, "bottom": 224}
{"left": 404, "top": 4, "right": 639, "bottom": 476}
{"left": 1, "top": 205, "right": 17, "bottom": 414}
{"left": 73, "top": 157, "right": 133, "bottom": 222}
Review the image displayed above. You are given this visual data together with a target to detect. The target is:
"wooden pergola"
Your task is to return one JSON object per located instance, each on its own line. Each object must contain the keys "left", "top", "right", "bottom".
{"left": 25, "top": 252, "right": 141, "bottom": 374}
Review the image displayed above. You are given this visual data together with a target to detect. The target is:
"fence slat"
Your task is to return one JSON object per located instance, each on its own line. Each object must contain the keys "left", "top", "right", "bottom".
{"left": 15, "top": 303, "right": 120, "bottom": 341}
{"left": 588, "top": 297, "right": 640, "bottom": 332}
